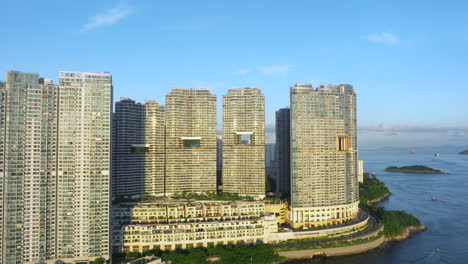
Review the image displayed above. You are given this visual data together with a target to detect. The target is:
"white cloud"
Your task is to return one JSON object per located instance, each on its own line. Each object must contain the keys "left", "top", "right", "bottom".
{"left": 361, "top": 32, "right": 399, "bottom": 45}
{"left": 359, "top": 124, "right": 468, "bottom": 133}
{"left": 82, "top": 3, "right": 132, "bottom": 31}
{"left": 261, "top": 64, "right": 293, "bottom": 75}
{"left": 232, "top": 68, "right": 252, "bottom": 76}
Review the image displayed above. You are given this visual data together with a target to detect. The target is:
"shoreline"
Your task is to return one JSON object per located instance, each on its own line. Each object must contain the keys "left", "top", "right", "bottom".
{"left": 276, "top": 179, "right": 425, "bottom": 262}
{"left": 384, "top": 225, "right": 427, "bottom": 241}
{"left": 385, "top": 169, "right": 448, "bottom": 174}
{"left": 367, "top": 192, "right": 391, "bottom": 205}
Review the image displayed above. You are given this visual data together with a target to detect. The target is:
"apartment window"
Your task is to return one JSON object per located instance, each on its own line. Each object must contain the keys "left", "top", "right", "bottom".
{"left": 337, "top": 135, "right": 349, "bottom": 151}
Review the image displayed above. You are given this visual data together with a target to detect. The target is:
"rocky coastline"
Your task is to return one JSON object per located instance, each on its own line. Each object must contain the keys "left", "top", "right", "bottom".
{"left": 367, "top": 192, "right": 391, "bottom": 205}
{"left": 385, "top": 225, "right": 427, "bottom": 241}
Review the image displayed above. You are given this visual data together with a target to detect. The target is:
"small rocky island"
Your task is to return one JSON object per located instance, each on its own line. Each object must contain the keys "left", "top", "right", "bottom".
{"left": 459, "top": 150, "right": 468, "bottom": 155}
{"left": 385, "top": 165, "right": 447, "bottom": 174}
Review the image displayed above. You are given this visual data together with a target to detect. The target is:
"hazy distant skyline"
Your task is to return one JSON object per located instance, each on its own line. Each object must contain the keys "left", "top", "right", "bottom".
{"left": 1, "top": 0, "right": 467, "bottom": 147}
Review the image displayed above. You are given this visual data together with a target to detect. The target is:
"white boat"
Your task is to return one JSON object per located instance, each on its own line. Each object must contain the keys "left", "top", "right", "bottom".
{"left": 432, "top": 195, "right": 437, "bottom": 201}
{"left": 434, "top": 153, "right": 440, "bottom": 157}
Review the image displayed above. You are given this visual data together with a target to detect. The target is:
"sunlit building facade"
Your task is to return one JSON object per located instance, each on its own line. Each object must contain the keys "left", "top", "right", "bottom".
{"left": 57, "top": 71, "right": 112, "bottom": 261}
{"left": 165, "top": 88, "right": 217, "bottom": 194}
{"left": 144, "top": 100, "right": 165, "bottom": 196}
{"left": 289, "top": 83, "right": 359, "bottom": 228}
{"left": 222, "top": 88, "right": 265, "bottom": 196}
{"left": 0, "top": 71, "right": 112, "bottom": 263}
{"left": 0, "top": 72, "right": 58, "bottom": 263}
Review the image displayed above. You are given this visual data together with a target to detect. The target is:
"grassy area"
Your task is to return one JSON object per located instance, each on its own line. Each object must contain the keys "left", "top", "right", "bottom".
{"left": 361, "top": 203, "right": 423, "bottom": 237}
{"left": 382, "top": 210, "right": 422, "bottom": 237}
{"left": 170, "top": 192, "right": 255, "bottom": 201}
{"left": 385, "top": 165, "right": 446, "bottom": 174}
{"left": 118, "top": 244, "right": 285, "bottom": 264}
{"left": 359, "top": 173, "right": 390, "bottom": 204}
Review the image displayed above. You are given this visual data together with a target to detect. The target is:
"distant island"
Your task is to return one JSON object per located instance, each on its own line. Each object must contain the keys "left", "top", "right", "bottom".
{"left": 459, "top": 150, "right": 468, "bottom": 155}
{"left": 385, "top": 165, "right": 447, "bottom": 174}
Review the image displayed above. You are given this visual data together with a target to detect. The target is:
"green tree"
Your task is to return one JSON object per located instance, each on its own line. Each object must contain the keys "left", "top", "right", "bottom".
{"left": 92, "top": 258, "right": 105, "bottom": 264}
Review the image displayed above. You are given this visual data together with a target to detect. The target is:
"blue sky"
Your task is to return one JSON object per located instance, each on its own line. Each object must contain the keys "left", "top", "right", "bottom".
{"left": 1, "top": 0, "right": 467, "bottom": 148}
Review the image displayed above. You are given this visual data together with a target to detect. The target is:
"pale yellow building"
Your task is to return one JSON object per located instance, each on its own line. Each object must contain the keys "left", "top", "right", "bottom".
{"left": 165, "top": 88, "right": 217, "bottom": 194}
{"left": 144, "top": 101, "right": 165, "bottom": 195}
{"left": 111, "top": 200, "right": 369, "bottom": 253}
{"left": 222, "top": 88, "right": 265, "bottom": 196}
{"left": 289, "top": 83, "right": 360, "bottom": 228}
{"left": 112, "top": 200, "right": 272, "bottom": 252}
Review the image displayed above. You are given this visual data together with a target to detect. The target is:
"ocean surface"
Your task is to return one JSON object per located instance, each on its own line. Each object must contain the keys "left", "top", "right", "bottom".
{"left": 287, "top": 146, "right": 468, "bottom": 264}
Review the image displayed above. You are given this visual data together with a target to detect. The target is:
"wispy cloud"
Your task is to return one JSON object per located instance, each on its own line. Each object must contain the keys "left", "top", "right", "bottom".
{"left": 361, "top": 32, "right": 399, "bottom": 45}
{"left": 261, "top": 64, "right": 293, "bottom": 76}
{"left": 82, "top": 2, "right": 132, "bottom": 32}
{"left": 359, "top": 124, "right": 468, "bottom": 133}
{"left": 232, "top": 68, "right": 252, "bottom": 76}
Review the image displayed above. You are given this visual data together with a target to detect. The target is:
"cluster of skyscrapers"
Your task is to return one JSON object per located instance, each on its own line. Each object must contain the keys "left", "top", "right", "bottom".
{"left": 0, "top": 69, "right": 360, "bottom": 263}
{"left": 112, "top": 87, "right": 265, "bottom": 198}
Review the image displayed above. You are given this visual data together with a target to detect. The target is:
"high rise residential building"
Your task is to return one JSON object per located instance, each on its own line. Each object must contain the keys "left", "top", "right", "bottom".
{"left": 289, "top": 83, "right": 359, "bottom": 228}
{"left": 275, "top": 108, "right": 290, "bottom": 194}
{"left": 265, "top": 143, "right": 276, "bottom": 180}
{"left": 165, "top": 88, "right": 217, "bottom": 194}
{"left": 144, "top": 100, "right": 165, "bottom": 196}
{"left": 1, "top": 71, "right": 111, "bottom": 263}
{"left": 112, "top": 98, "right": 146, "bottom": 197}
{"left": 57, "top": 71, "right": 112, "bottom": 260}
{"left": 216, "top": 136, "right": 222, "bottom": 172}
{"left": 358, "top": 160, "right": 364, "bottom": 183}
{"left": 222, "top": 88, "right": 265, "bottom": 196}
{"left": 0, "top": 71, "right": 58, "bottom": 263}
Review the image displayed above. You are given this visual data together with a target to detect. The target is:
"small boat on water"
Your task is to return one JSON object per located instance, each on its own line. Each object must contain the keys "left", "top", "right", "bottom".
{"left": 434, "top": 153, "right": 440, "bottom": 157}
{"left": 371, "top": 172, "right": 377, "bottom": 177}
{"left": 409, "top": 149, "right": 416, "bottom": 154}
{"left": 432, "top": 195, "right": 437, "bottom": 201}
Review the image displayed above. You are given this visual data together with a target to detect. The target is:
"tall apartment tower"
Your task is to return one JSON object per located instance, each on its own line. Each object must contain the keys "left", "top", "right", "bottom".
{"left": 275, "top": 108, "right": 290, "bottom": 194}
{"left": 57, "top": 72, "right": 112, "bottom": 260}
{"left": 0, "top": 71, "right": 59, "bottom": 263}
{"left": 289, "top": 83, "right": 359, "bottom": 228}
{"left": 112, "top": 98, "right": 146, "bottom": 197}
{"left": 265, "top": 143, "right": 276, "bottom": 180}
{"left": 222, "top": 88, "right": 265, "bottom": 196}
{"left": 0, "top": 71, "right": 111, "bottom": 263}
{"left": 165, "top": 88, "right": 217, "bottom": 194}
{"left": 144, "top": 100, "right": 165, "bottom": 196}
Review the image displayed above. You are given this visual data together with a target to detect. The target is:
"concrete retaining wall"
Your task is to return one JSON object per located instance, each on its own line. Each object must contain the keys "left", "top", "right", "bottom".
{"left": 277, "top": 235, "right": 384, "bottom": 259}
{"left": 277, "top": 225, "right": 384, "bottom": 259}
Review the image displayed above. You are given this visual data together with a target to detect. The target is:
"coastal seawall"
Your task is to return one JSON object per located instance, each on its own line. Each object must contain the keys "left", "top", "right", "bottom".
{"left": 277, "top": 226, "right": 384, "bottom": 259}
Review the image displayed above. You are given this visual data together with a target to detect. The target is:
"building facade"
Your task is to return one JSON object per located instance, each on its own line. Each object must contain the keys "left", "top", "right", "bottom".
{"left": 0, "top": 70, "right": 112, "bottom": 263}
{"left": 222, "top": 88, "right": 265, "bottom": 196}
{"left": 111, "top": 200, "right": 370, "bottom": 253}
{"left": 144, "top": 100, "right": 165, "bottom": 196}
{"left": 57, "top": 72, "right": 112, "bottom": 261}
{"left": 275, "top": 108, "right": 291, "bottom": 194}
{"left": 289, "top": 83, "right": 359, "bottom": 228}
{"left": 165, "top": 88, "right": 217, "bottom": 194}
{"left": 358, "top": 160, "right": 364, "bottom": 183}
{"left": 265, "top": 143, "right": 276, "bottom": 181}
{"left": 112, "top": 98, "right": 146, "bottom": 197}
{"left": 0, "top": 71, "right": 58, "bottom": 263}
{"left": 112, "top": 200, "right": 275, "bottom": 252}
